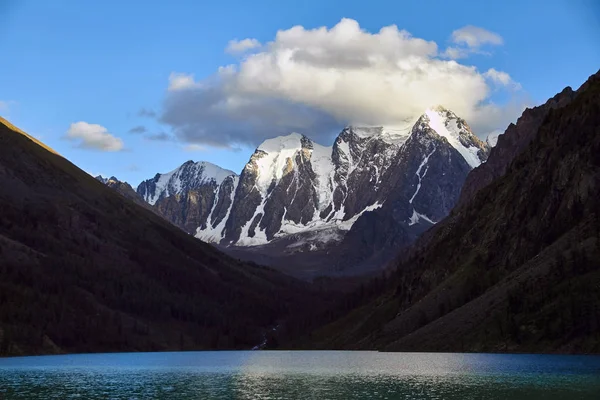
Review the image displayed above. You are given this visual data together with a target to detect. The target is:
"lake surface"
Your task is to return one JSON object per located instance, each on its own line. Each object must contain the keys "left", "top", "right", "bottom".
{"left": 1, "top": 351, "right": 599, "bottom": 399}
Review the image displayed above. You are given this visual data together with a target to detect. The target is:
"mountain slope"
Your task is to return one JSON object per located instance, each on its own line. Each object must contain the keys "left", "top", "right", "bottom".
{"left": 458, "top": 86, "right": 576, "bottom": 206}
{"left": 299, "top": 70, "right": 600, "bottom": 353}
{"left": 0, "top": 118, "right": 315, "bottom": 356}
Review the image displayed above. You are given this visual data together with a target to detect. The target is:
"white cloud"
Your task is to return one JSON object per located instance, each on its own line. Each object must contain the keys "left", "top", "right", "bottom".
{"left": 484, "top": 68, "right": 522, "bottom": 90}
{"left": 451, "top": 25, "right": 503, "bottom": 48}
{"left": 0, "top": 100, "right": 8, "bottom": 114}
{"left": 160, "top": 19, "right": 523, "bottom": 146}
{"left": 468, "top": 99, "right": 528, "bottom": 137}
{"left": 226, "top": 38, "right": 261, "bottom": 54}
{"left": 65, "top": 122, "right": 124, "bottom": 151}
{"left": 485, "top": 129, "right": 504, "bottom": 147}
{"left": 168, "top": 72, "right": 201, "bottom": 91}
{"left": 484, "top": 68, "right": 512, "bottom": 85}
{"left": 443, "top": 26, "right": 504, "bottom": 59}
{"left": 441, "top": 47, "right": 470, "bottom": 59}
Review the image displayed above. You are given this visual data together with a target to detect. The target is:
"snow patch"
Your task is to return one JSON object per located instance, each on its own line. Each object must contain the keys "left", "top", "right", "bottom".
{"left": 195, "top": 177, "right": 239, "bottom": 243}
{"left": 272, "top": 202, "right": 383, "bottom": 246}
{"left": 237, "top": 196, "right": 269, "bottom": 246}
{"left": 408, "top": 208, "right": 435, "bottom": 226}
{"left": 409, "top": 147, "right": 436, "bottom": 204}
{"left": 310, "top": 142, "right": 335, "bottom": 212}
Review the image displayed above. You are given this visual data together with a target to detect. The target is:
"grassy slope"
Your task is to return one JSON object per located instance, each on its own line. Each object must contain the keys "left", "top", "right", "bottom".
{"left": 0, "top": 118, "right": 319, "bottom": 356}
{"left": 302, "top": 71, "right": 600, "bottom": 354}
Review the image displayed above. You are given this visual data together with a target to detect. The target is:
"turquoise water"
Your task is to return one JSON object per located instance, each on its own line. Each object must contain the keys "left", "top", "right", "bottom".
{"left": 1, "top": 351, "right": 599, "bottom": 399}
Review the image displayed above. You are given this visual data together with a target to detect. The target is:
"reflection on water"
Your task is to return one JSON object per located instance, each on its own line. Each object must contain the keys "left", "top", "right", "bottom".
{"left": 1, "top": 351, "right": 599, "bottom": 399}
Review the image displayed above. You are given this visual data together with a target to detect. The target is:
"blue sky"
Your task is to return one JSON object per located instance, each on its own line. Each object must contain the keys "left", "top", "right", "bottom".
{"left": 1, "top": 0, "right": 598, "bottom": 186}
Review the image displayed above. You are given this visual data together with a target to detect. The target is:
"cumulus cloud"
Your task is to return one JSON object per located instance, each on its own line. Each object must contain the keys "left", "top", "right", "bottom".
{"left": 226, "top": 38, "right": 261, "bottom": 54}
{"left": 168, "top": 72, "right": 201, "bottom": 91}
{"left": 128, "top": 125, "right": 147, "bottom": 134}
{"left": 160, "top": 19, "right": 523, "bottom": 146}
{"left": 65, "top": 122, "right": 124, "bottom": 151}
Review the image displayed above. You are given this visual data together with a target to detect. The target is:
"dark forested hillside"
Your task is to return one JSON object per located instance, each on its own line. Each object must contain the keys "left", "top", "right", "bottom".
{"left": 296, "top": 70, "right": 600, "bottom": 354}
{"left": 0, "top": 117, "right": 320, "bottom": 356}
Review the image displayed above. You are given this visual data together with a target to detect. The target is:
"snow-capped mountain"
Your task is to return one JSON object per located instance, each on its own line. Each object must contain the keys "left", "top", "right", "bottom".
{"left": 327, "top": 107, "right": 489, "bottom": 274}
{"left": 195, "top": 107, "right": 486, "bottom": 246}
{"left": 134, "top": 106, "right": 489, "bottom": 275}
{"left": 137, "top": 161, "right": 236, "bottom": 205}
{"left": 136, "top": 161, "right": 238, "bottom": 234}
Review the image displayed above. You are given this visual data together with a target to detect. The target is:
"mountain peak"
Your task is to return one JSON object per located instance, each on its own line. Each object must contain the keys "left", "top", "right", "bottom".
{"left": 95, "top": 174, "right": 123, "bottom": 185}
{"left": 95, "top": 175, "right": 108, "bottom": 184}
{"left": 137, "top": 160, "right": 237, "bottom": 205}
{"left": 423, "top": 106, "right": 458, "bottom": 120}
{"left": 417, "top": 108, "right": 489, "bottom": 168}
{"left": 257, "top": 132, "right": 305, "bottom": 153}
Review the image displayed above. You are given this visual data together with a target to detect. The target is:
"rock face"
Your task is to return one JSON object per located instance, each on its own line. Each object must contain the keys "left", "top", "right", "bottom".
{"left": 458, "top": 87, "right": 577, "bottom": 206}
{"left": 136, "top": 161, "right": 238, "bottom": 235}
{"left": 137, "top": 107, "right": 489, "bottom": 276}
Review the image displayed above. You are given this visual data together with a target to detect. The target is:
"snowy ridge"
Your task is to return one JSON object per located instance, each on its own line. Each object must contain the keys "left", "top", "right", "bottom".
{"left": 139, "top": 161, "right": 237, "bottom": 205}
{"left": 424, "top": 107, "right": 486, "bottom": 168}
{"left": 255, "top": 133, "right": 305, "bottom": 191}
{"left": 195, "top": 176, "right": 239, "bottom": 243}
